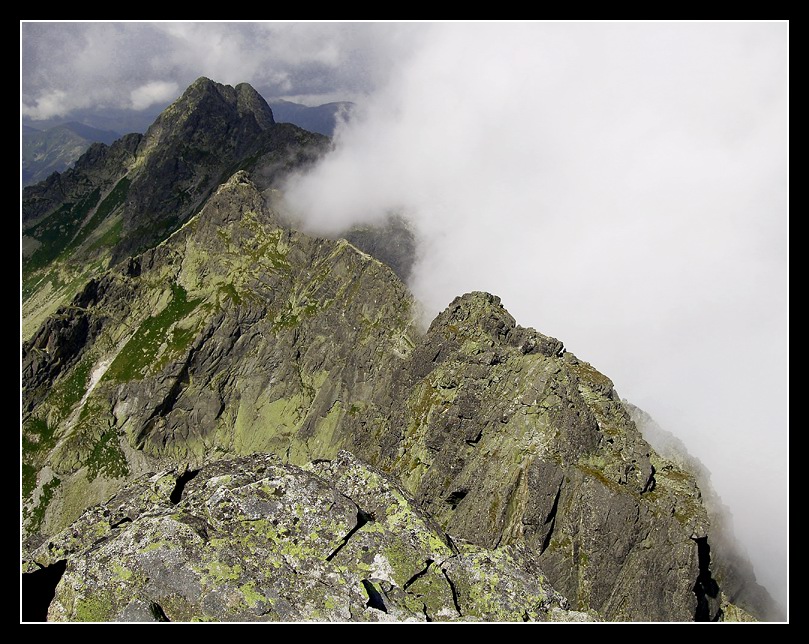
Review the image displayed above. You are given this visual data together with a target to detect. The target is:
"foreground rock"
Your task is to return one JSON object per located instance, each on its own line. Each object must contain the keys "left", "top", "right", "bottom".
{"left": 26, "top": 452, "right": 590, "bottom": 622}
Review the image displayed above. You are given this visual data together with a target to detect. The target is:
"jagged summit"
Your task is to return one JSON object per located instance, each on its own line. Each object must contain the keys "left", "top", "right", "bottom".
{"left": 144, "top": 77, "right": 275, "bottom": 147}
{"left": 429, "top": 292, "right": 565, "bottom": 357}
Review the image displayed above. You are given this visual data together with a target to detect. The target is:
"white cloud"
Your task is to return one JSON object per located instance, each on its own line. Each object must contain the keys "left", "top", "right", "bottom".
{"left": 21, "top": 88, "right": 84, "bottom": 120}
{"left": 21, "top": 22, "right": 415, "bottom": 120}
{"left": 130, "top": 80, "right": 180, "bottom": 111}
{"left": 20, "top": 89, "right": 70, "bottom": 119}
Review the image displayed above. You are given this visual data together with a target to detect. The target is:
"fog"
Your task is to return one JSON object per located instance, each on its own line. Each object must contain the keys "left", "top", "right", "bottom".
{"left": 283, "top": 23, "right": 788, "bottom": 610}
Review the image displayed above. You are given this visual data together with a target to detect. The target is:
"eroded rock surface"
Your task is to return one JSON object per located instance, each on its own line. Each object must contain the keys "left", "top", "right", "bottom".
{"left": 27, "top": 452, "right": 590, "bottom": 622}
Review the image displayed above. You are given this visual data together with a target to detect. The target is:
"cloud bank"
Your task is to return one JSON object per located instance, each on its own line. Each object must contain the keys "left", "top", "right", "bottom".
{"left": 21, "top": 22, "right": 420, "bottom": 119}
{"left": 129, "top": 80, "right": 179, "bottom": 111}
{"left": 283, "top": 22, "right": 788, "bottom": 609}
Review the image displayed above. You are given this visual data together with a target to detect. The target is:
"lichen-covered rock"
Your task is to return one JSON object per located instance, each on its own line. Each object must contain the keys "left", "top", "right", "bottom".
{"left": 376, "top": 291, "right": 711, "bottom": 621}
{"left": 21, "top": 173, "right": 731, "bottom": 622}
{"left": 28, "top": 452, "right": 580, "bottom": 622}
{"left": 22, "top": 78, "right": 778, "bottom": 622}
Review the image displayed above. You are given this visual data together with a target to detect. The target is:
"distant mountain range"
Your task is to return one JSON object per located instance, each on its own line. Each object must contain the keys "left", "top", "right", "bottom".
{"left": 24, "top": 105, "right": 166, "bottom": 140}
{"left": 268, "top": 99, "right": 354, "bottom": 136}
{"left": 23, "top": 122, "right": 121, "bottom": 186}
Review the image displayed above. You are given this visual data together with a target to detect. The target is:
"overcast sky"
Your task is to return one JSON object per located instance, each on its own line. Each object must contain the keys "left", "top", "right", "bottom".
{"left": 21, "top": 21, "right": 788, "bottom": 613}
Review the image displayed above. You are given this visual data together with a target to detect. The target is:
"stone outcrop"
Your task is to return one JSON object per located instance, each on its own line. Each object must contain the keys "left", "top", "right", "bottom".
{"left": 26, "top": 451, "right": 592, "bottom": 622}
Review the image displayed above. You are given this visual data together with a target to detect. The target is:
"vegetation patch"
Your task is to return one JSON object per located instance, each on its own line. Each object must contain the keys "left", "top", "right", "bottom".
{"left": 22, "top": 417, "right": 57, "bottom": 498}
{"left": 576, "top": 464, "right": 623, "bottom": 492}
{"left": 22, "top": 268, "right": 63, "bottom": 301}
{"left": 347, "top": 402, "right": 365, "bottom": 417}
{"left": 240, "top": 220, "right": 291, "bottom": 271}
{"left": 28, "top": 476, "right": 61, "bottom": 532}
{"left": 71, "top": 176, "right": 131, "bottom": 248}
{"left": 47, "top": 357, "right": 93, "bottom": 421}
{"left": 86, "top": 428, "right": 129, "bottom": 481}
{"left": 22, "top": 416, "right": 56, "bottom": 458}
{"left": 22, "top": 463, "right": 38, "bottom": 500}
{"left": 104, "top": 283, "right": 201, "bottom": 382}
{"left": 23, "top": 189, "right": 101, "bottom": 273}
{"left": 219, "top": 282, "right": 242, "bottom": 305}
{"left": 272, "top": 299, "right": 319, "bottom": 331}
{"left": 87, "top": 216, "right": 124, "bottom": 251}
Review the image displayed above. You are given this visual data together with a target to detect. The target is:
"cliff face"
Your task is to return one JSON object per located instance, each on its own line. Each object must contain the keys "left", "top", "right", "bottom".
{"left": 21, "top": 79, "right": 773, "bottom": 622}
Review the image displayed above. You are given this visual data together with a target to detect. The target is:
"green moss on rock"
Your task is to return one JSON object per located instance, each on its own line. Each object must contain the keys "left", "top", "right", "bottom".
{"left": 86, "top": 428, "right": 129, "bottom": 481}
{"left": 28, "top": 476, "right": 61, "bottom": 532}
{"left": 23, "top": 189, "right": 101, "bottom": 275}
{"left": 104, "top": 283, "right": 201, "bottom": 382}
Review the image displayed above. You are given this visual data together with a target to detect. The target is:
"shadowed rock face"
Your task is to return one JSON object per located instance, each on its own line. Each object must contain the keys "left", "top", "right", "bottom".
{"left": 343, "top": 214, "right": 417, "bottom": 282}
{"left": 21, "top": 79, "right": 777, "bottom": 622}
{"left": 627, "top": 403, "right": 785, "bottom": 622}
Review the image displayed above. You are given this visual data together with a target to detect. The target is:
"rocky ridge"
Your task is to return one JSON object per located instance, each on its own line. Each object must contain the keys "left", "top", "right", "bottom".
{"left": 21, "top": 79, "right": 777, "bottom": 622}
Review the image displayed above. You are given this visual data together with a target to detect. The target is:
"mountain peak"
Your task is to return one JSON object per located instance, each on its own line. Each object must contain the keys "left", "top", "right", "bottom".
{"left": 188, "top": 75, "right": 216, "bottom": 89}
{"left": 234, "top": 82, "right": 276, "bottom": 129}
{"left": 169, "top": 77, "right": 275, "bottom": 129}
{"left": 22, "top": 77, "right": 326, "bottom": 323}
